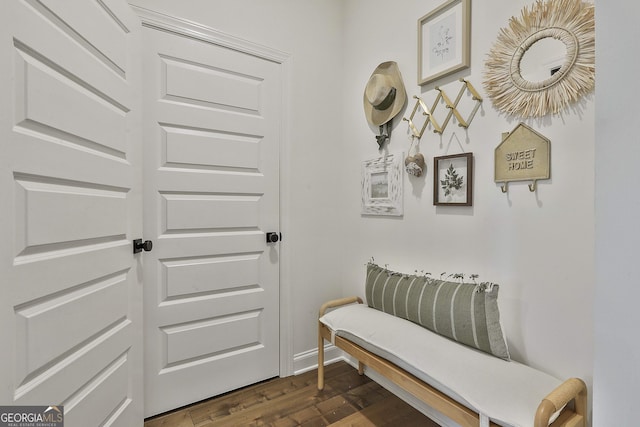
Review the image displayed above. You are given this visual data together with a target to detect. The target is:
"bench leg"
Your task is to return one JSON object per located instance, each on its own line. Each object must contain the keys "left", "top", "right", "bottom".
{"left": 358, "top": 361, "right": 364, "bottom": 375}
{"left": 318, "top": 322, "right": 325, "bottom": 390}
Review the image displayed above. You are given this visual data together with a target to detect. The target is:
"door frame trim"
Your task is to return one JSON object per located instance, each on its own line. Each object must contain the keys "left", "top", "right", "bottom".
{"left": 132, "top": 5, "right": 294, "bottom": 377}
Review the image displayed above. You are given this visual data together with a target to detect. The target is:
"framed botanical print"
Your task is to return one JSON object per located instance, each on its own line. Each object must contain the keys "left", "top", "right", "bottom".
{"left": 434, "top": 152, "right": 473, "bottom": 206}
{"left": 418, "top": 0, "right": 471, "bottom": 86}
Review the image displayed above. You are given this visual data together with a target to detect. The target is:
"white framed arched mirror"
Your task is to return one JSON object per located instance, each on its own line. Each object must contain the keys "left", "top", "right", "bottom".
{"left": 483, "top": 0, "right": 595, "bottom": 118}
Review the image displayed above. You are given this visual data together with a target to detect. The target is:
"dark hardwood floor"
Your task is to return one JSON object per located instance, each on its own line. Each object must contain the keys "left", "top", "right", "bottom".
{"left": 144, "top": 361, "right": 440, "bottom": 426}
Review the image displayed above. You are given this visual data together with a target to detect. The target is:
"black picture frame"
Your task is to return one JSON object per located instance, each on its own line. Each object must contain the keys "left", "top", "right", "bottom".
{"left": 434, "top": 152, "right": 473, "bottom": 206}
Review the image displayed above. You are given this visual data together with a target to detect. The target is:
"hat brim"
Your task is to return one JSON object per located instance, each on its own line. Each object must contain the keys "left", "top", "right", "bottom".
{"left": 363, "top": 61, "right": 407, "bottom": 126}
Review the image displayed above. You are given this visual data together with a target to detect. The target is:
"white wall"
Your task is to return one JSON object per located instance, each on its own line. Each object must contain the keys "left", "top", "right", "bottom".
{"left": 339, "top": 0, "right": 594, "bottom": 390}
{"left": 127, "top": 0, "right": 599, "bottom": 420}
{"left": 593, "top": 2, "right": 640, "bottom": 425}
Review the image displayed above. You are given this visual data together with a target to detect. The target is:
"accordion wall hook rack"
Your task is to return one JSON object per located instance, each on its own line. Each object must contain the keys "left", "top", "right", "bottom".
{"left": 403, "top": 78, "right": 482, "bottom": 138}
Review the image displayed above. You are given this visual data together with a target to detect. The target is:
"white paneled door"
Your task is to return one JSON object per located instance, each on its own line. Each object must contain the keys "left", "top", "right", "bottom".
{"left": 139, "top": 17, "right": 282, "bottom": 416}
{"left": 0, "top": 0, "right": 143, "bottom": 426}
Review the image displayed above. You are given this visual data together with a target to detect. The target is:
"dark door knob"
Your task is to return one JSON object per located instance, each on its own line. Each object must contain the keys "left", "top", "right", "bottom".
{"left": 133, "top": 239, "right": 153, "bottom": 254}
{"left": 266, "top": 232, "right": 281, "bottom": 244}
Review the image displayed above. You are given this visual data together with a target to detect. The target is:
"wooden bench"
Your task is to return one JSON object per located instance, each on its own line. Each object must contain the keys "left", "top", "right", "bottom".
{"left": 317, "top": 297, "right": 587, "bottom": 427}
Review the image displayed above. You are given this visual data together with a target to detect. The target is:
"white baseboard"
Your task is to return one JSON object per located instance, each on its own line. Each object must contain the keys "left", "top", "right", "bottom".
{"left": 292, "top": 343, "right": 343, "bottom": 375}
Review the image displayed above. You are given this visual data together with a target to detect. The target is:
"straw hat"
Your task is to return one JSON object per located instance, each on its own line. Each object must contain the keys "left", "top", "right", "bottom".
{"left": 363, "top": 61, "right": 407, "bottom": 126}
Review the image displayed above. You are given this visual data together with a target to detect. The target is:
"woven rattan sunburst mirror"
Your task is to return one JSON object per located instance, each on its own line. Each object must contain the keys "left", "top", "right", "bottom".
{"left": 483, "top": 0, "right": 595, "bottom": 117}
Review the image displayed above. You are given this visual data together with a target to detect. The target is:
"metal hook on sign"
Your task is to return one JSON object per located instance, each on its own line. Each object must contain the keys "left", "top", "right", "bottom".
{"left": 528, "top": 180, "right": 537, "bottom": 192}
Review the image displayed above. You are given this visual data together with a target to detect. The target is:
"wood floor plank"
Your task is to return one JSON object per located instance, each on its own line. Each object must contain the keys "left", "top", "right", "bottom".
{"left": 144, "top": 411, "right": 194, "bottom": 427}
{"left": 194, "top": 366, "right": 367, "bottom": 426}
{"left": 189, "top": 374, "right": 311, "bottom": 422}
{"left": 328, "top": 394, "right": 440, "bottom": 427}
{"left": 315, "top": 395, "right": 358, "bottom": 424}
{"left": 196, "top": 383, "right": 323, "bottom": 426}
{"left": 189, "top": 363, "right": 353, "bottom": 424}
{"left": 342, "top": 380, "right": 391, "bottom": 410}
{"left": 144, "top": 361, "right": 441, "bottom": 427}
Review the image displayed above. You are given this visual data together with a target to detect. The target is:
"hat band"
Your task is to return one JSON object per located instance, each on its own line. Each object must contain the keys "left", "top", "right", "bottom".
{"left": 373, "top": 87, "right": 396, "bottom": 111}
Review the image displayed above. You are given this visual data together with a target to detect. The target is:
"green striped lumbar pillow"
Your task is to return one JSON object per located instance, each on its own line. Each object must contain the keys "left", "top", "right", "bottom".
{"left": 365, "top": 263, "right": 510, "bottom": 360}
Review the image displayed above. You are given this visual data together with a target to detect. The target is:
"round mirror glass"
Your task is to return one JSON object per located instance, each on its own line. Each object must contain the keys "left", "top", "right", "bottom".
{"left": 520, "top": 37, "right": 567, "bottom": 83}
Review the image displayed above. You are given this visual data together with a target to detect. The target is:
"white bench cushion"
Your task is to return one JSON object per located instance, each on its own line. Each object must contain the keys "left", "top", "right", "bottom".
{"left": 320, "top": 304, "right": 562, "bottom": 427}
